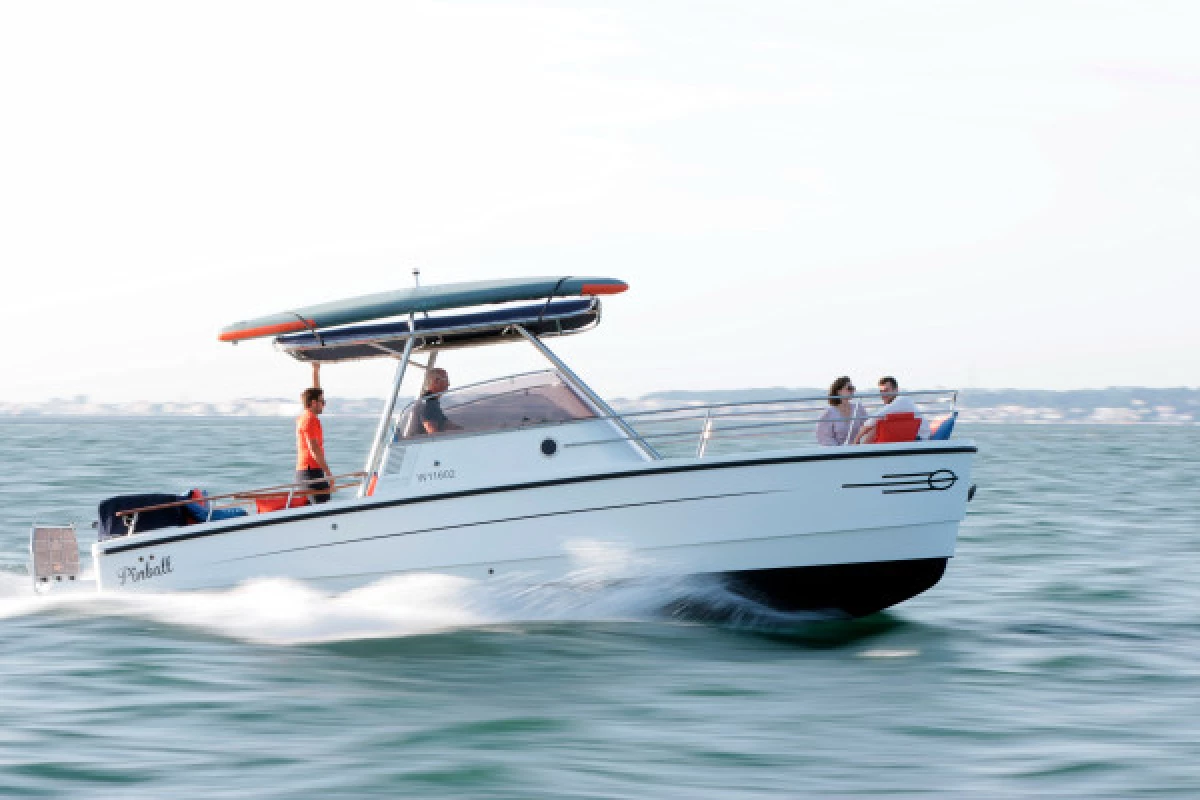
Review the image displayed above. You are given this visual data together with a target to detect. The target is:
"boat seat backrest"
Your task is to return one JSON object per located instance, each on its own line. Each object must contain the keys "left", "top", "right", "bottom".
{"left": 875, "top": 412, "right": 920, "bottom": 444}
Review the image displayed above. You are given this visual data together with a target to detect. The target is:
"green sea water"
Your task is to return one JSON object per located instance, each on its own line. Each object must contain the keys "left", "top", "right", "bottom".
{"left": 1, "top": 418, "right": 1197, "bottom": 798}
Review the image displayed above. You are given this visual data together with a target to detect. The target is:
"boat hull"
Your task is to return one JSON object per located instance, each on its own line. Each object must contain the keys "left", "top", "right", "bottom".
{"left": 92, "top": 443, "right": 974, "bottom": 618}
{"left": 725, "top": 557, "right": 949, "bottom": 617}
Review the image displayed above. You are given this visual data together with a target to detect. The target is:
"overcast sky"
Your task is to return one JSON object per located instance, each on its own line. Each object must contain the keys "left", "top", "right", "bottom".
{"left": 2, "top": 1, "right": 1196, "bottom": 403}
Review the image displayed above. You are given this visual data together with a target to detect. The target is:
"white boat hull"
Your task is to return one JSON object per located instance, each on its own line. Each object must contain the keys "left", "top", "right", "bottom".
{"left": 92, "top": 441, "right": 975, "bottom": 617}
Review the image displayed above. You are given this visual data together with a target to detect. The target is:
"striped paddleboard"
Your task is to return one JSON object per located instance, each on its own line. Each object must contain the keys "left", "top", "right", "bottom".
{"left": 218, "top": 276, "right": 627, "bottom": 343}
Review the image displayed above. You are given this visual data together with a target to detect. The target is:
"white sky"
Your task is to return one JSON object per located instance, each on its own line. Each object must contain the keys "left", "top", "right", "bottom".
{"left": 2, "top": 0, "right": 1197, "bottom": 403}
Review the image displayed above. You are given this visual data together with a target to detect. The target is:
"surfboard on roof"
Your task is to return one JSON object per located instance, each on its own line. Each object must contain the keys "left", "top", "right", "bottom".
{"left": 218, "top": 276, "right": 628, "bottom": 343}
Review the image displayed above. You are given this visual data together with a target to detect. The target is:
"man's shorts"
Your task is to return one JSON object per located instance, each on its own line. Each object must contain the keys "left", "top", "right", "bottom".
{"left": 295, "top": 468, "right": 331, "bottom": 504}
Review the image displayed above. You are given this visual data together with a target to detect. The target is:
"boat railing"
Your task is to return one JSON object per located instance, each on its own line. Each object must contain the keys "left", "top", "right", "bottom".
{"left": 382, "top": 387, "right": 960, "bottom": 457}
{"left": 112, "top": 471, "right": 367, "bottom": 536}
{"left": 575, "top": 389, "right": 961, "bottom": 458}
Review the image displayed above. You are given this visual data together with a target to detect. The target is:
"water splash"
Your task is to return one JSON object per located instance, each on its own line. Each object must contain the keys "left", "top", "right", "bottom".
{"left": 858, "top": 648, "right": 920, "bottom": 658}
{"left": 0, "top": 542, "right": 831, "bottom": 645}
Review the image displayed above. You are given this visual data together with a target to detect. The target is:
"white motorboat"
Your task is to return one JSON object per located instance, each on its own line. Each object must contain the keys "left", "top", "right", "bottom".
{"left": 31, "top": 276, "right": 977, "bottom": 617}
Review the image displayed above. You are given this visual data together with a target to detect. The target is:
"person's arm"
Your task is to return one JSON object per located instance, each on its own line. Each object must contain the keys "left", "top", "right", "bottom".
{"left": 420, "top": 397, "right": 462, "bottom": 433}
{"left": 305, "top": 435, "right": 333, "bottom": 483}
{"left": 854, "top": 415, "right": 877, "bottom": 444}
{"left": 422, "top": 417, "right": 463, "bottom": 433}
{"left": 311, "top": 362, "right": 321, "bottom": 389}
{"left": 300, "top": 414, "right": 333, "bottom": 484}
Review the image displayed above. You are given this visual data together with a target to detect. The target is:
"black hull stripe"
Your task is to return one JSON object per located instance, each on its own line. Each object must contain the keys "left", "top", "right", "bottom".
{"left": 100, "top": 444, "right": 976, "bottom": 555}
{"left": 217, "top": 489, "right": 780, "bottom": 563}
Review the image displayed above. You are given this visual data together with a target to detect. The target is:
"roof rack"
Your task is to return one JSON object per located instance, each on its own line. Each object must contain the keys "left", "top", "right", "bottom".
{"left": 274, "top": 297, "right": 600, "bottom": 363}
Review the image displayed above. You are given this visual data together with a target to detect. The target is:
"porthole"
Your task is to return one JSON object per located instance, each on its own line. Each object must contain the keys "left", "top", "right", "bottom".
{"left": 540, "top": 438, "right": 558, "bottom": 457}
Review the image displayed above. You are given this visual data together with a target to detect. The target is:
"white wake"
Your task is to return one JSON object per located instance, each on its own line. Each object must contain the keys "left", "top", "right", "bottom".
{"left": 0, "top": 542, "right": 778, "bottom": 645}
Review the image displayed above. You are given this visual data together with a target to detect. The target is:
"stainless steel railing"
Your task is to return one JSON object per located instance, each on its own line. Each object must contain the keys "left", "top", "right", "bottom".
{"left": 580, "top": 389, "right": 961, "bottom": 458}
{"left": 380, "top": 382, "right": 960, "bottom": 460}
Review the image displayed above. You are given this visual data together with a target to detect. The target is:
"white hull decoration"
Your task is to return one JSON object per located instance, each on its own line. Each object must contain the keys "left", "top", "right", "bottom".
{"left": 33, "top": 275, "right": 977, "bottom": 618}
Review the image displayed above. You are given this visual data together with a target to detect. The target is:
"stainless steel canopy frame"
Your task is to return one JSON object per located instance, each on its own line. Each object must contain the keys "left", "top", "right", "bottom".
{"left": 359, "top": 330, "right": 417, "bottom": 496}
{"left": 513, "top": 325, "right": 660, "bottom": 461}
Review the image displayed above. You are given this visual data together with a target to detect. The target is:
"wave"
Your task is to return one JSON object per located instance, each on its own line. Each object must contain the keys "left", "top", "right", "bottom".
{"left": 0, "top": 542, "right": 829, "bottom": 645}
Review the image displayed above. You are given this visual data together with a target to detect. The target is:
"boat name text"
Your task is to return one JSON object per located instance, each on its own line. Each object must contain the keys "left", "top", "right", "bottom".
{"left": 117, "top": 556, "right": 174, "bottom": 586}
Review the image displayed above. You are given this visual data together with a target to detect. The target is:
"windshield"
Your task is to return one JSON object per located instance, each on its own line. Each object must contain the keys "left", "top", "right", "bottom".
{"left": 396, "top": 370, "right": 597, "bottom": 438}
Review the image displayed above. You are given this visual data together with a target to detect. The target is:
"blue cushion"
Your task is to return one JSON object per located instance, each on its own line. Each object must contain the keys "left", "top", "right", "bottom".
{"left": 208, "top": 507, "right": 248, "bottom": 521}
{"left": 928, "top": 411, "right": 958, "bottom": 440}
{"left": 183, "top": 489, "right": 248, "bottom": 523}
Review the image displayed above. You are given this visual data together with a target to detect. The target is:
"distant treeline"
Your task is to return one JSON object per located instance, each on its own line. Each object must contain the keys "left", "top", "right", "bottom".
{"left": 6, "top": 387, "right": 1197, "bottom": 421}
{"left": 626, "top": 387, "right": 1200, "bottom": 410}
{"left": 957, "top": 387, "right": 1200, "bottom": 410}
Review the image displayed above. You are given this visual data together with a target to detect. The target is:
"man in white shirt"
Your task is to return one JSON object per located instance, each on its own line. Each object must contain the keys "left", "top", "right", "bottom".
{"left": 855, "top": 376, "right": 929, "bottom": 443}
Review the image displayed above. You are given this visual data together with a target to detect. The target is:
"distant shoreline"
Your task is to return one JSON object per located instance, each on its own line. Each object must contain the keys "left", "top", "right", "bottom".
{"left": 3, "top": 386, "right": 1197, "bottom": 425}
{"left": 1, "top": 416, "right": 1195, "bottom": 427}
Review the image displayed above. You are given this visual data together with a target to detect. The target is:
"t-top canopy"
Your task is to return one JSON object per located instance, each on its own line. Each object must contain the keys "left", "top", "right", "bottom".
{"left": 219, "top": 276, "right": 627, "bottom": 343}
{"left": 275, "top": 297, "right": 600, "bottom": 363}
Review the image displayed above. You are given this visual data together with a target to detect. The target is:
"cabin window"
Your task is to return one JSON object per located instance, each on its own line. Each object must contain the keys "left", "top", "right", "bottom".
{"left": 395, "top": 370, "right": 597, "bottom": 439}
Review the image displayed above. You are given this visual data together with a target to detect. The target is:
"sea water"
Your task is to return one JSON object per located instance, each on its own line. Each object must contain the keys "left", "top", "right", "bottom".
{"left": 0, "top": 418, "right": 1197, "bottom": 798}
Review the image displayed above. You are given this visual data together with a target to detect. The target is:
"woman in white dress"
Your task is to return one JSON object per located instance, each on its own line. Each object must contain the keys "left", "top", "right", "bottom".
{"left": 816, "top": 376, "right": 865, "bottom": 446}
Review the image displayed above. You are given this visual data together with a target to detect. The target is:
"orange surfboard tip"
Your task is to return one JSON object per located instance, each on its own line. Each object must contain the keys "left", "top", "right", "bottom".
{"left": 580, "top": 281, "right": 628, "bottom": 296}
{"left": 218, "top": 319, "right": 311, "bottom": 343}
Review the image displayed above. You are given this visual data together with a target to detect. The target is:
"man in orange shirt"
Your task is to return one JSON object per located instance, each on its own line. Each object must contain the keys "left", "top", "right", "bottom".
{"left": 296, "top": 364, "right": 333, "bottom": 503}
